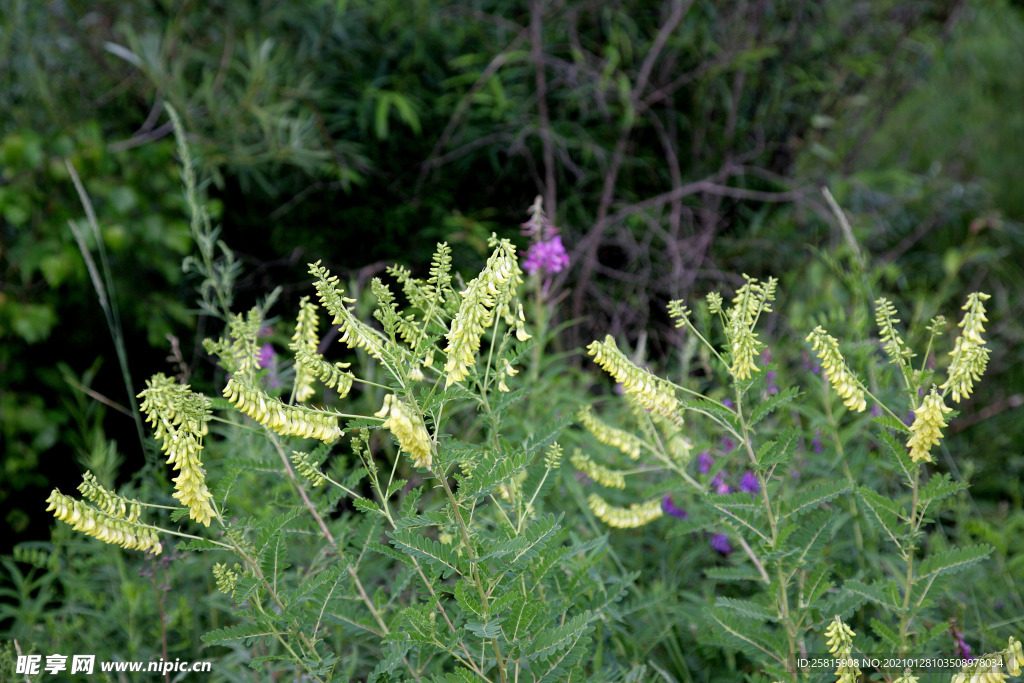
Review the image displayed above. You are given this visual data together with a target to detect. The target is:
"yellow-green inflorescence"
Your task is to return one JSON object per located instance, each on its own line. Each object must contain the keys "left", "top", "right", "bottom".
{"left": 213, "top": 562, "right": 241, "bottom": 597}
{"left": 941, "top": 292, "right": 991, "bottom": 403}
{"left": 443, "top": 236, "right": 528, "bottom": 388}
{"left": 824, "top": 616, "right": 861, "bottom": 683}
{"left": 578, "top": 406, "right": 646, "bottom": 460}
{"left": 223, "top": 378, "right": 342, "bottom": 443}
{"left": 309, "top": 261, "right": 391, "bottom": 363}
{"left": 46, "top": 486, "right": 161, "bottom": 555}
{"left": 291, "top": 451, "right": 327, "bottom": 487}
{"left": 138, "top": 373, "right": 217, "bottom": 526}
{"left": 587, "top": 336, "right": 682, "bottom": 425}
{"left": 587, "top": 493, "right": 663, "bottom": 529}
{"left": 570, "top": 450, "right": 627, "bottom": 489}
{"left": 290, "top": 295, "right": 323, "bottom": 402}
{"left": 375, "top": 394, "right": 433, "bottom": 469}
{"left": 951, "top": 635, "right": 1024, "bottom": 683}
{"left": 806, "top": 326, "right": 868, "bottom": 413}
{"left": 724, "top": 275, "right": 777, "bottom": 380}
{"left": 906, "top": 387, "right": 952, "bottom": 464}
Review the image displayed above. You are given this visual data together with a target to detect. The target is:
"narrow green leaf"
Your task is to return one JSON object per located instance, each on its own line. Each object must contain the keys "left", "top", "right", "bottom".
{"left": 749, "top": 387, "right": 801, "bottom": 427}
{"left": 755, "top": 429, "right": 800, "bottom": 468}
{"left": 388, "top": 529, "right": 466, "bottom": 578}
{"left": 714, "top": 596, "right": 776, "bottom": 621}
{"left": 516, "top": 611, "right": 594, "bottom": 662}
{"left": 918, "top": 544, "right": 993, "bottom": 579}
{"left": 918, "top": 473, "right": 968, "bottom": 513}
{"left": 870, "top": 618, "right": 902, "bottom": 650}
{"left": 856, "top": 486, "right": 903, "bottom": 545}
{"left": 781, "top": 480, "right": 850, "bottom": 519}
{"left": 843, "top": 578, "right": 892, "bottom": 608}
{"left": 704, "top": 566, "right": 763, "bottom": 583}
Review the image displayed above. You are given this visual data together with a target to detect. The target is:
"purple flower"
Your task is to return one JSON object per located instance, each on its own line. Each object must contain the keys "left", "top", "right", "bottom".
{"left": 721, "top": 436, "right": 736, "bottom": 453}
{"left": 661, "top": 495, "right": 688, "bottom": 519}
{"left": 812, "top": 429, "right": 823, "bottom": 454}
{"left": 710, "top": 533, "right": 732, "bottom": 555}
{"left": 904, "top": 411, "right": 916, "bottom": 426}
{"left": 522, "top": 236, "right": 570, "bottom": 276}
{"left": 257, "top": 343, "right": 276, "bottom": 369}
{"left": 765, "top": 370, "right": 778, "bottom": 395}
{"left": 871, "top": 405, "right": 881, "bottom": 417}
{"left": 698, "top": 451, "right": 714, "bottom": 474}
{"left": 951, "top": 624, "right": 973, "bottom": 661}
{"left": 722, "top": 398, "right": 734, "bottom": 409}
{"left": 739, "top": 471, "right": 759, "bottom": 497}
{"left": 711, "top": 472, "right": 731, "bottom": 495}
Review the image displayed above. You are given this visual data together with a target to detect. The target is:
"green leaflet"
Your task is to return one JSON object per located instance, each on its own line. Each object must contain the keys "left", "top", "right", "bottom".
{"left": 918, "top": 544, "right": 993, "bottom": 579}
{"left": 780, "top": 480, "right": 851, "bottom": 519}
{"left": 755, "top": 428, "right": 800, "bottom": 468}
{"left": 514, "top": 610, "right": 595, "bottom": 662}
{"left": 473, "top": 514, "right": 562, "bottom": 577}
{"left": 749, "top": 386, "right": 801, "bottom": 427}
{"left": 388, "top": 529, "right": 467, "bottom": 579}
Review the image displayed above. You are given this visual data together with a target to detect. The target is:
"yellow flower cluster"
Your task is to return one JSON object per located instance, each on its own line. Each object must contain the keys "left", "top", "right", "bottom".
{"left": 78, "top": 471, "right": 143, "bottom": 522}
{"left": 570, "top": 450, "right": 626, "bottom": 489}
{"left": 727, "top": 319, "right": 762, "bottom": 381}
{"left": 875, "top": 297, "right": 913, "bottom": 366}
{"left": 587, "top": 336, "right": 682, "bottom": 425}
{"left": 375, "top": 394, "right": 433, "bottom": 469}
{"left": 443, "top": 240, "right": 527, "bottom": 388}
{"left": 138, "top": 374, "right": 216, "bottom": 527}
{"left": 587, "top": 493, "right": 663, "bottom": 529}
{"left": 806, "top": 327, "right": 867, "bottom": 413}
{"left": 824, "top": 616, "right": 861, "bottom": 683}
{"left": 291, "top": 451, "right": 327, "bottom": 487}
{"left": 291, "top": 296, "right": 321, "bottom": 402}
{"left": 725, "top": 275, "right": 776, "bottom": 380}
{"left": 941, "top": 292, "right": 991, "bottom": 403}
{"left": 310, "top": 261, "right": 390, "bottom": 363}
{"left": 224, "top": 378, "right": 342, "bottom": 443}
{"left": 46, "top": 490, "right": 161, "bottom": 554}
{"left": 292, "top": 348, "right": 354, "bottom": 398}
{"left": 213, "top": 562, "right": 241, "bottom": 597}
{"left": 951, "top": 636, "right": 1024, "bottom": 683}
{"left": 498, "top": 357, "right": 518, "bottom": 392}
{"left": 906, "top": 387, "right": 951, "bottom": 464}
{"left": 578, "top": 406, "right": 645, "bottom": 459}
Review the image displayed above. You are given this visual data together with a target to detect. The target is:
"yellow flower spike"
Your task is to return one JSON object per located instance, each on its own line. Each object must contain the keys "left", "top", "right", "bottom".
{"left": 906, "top": 387, "right": 952, "bottom": 464}
{"left": 823, "top": 616, "right": 861, "bottom": 683}
{"left": 587, "top": 336, "right": 682, "bottom": 425}
{"left": 941, "top": 292, "right": 991, "bottom": 403}
{"left": 46, "top": 489, "right": 161, "bottom": 555}
{"left": 443, "top": 238, "right": 522, "bottom": 387}
{"left": 1006, "top": 637, "right": 1023, "bottom": 677}
{"left": 378, "top": 394, "right": 433, "bottom": 468}
{"left": 587, "top": 493, "right": 663, "bottom": 529}
{"left": 290, "top": 296, "right": 321, "bottom": 402}
{"left": 578, "top": 406, "right": 646, "bottom": 460}
{"left": 139, "top": 374, "right": 216, "bottom": 527}
{"left": 570, "top": 450, "right": 627, "bottom": 489}
{"left": 806, "top": 326, "right": 868, "bottom": 413}
{"left": 224, "top": 377, "right": 341, "bottom": 443}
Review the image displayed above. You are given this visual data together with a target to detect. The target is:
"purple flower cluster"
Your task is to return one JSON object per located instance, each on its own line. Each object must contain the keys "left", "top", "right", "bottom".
{"left": 739, "top": 471, "right": 759, "bottom": 497}
{"left": 710, "top": 533, "right": 732, "bottom": 555}
{"left": 661, "top": 495, "right": 688, "bottom": 519}
{"left": 522, "top": 236, "right": 569, "bottom": 276}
